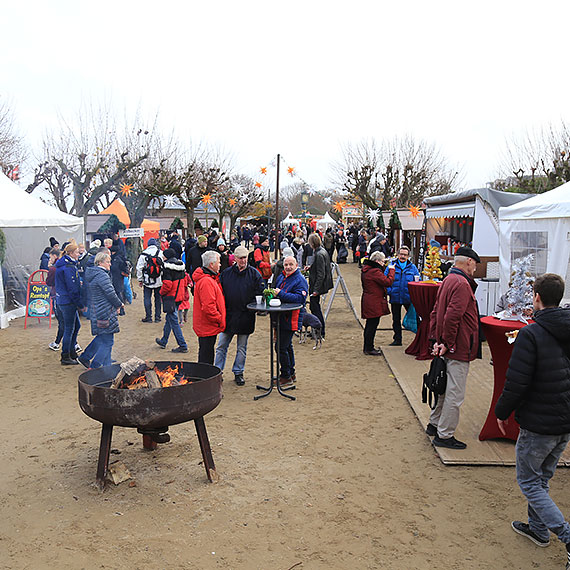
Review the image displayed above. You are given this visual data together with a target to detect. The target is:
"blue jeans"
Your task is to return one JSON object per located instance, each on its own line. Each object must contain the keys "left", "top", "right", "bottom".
{"left": 516, "top": 428, "right": 570, "bottom": 543}
{"left": 214, "top": 332, "right": 249, "bottom": 375}
{"left": 59, "top": 303, "right": 81, "bottom": 355}
{"left": 82, "top": 334, "right": 114, "bottom": 368}
{"left": 143, "top": 286, "right": 161, "bottom": 319}
{"left": 159, "top": 311, "right": 187, "bottom": 349}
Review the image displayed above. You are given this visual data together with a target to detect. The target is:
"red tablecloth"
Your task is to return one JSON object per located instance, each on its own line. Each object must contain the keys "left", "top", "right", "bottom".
{"left": 478, "top": 316, "right": 531, "bottom": 441}
{"left": 404, "top": 281, "right": 440, "bottom": 360}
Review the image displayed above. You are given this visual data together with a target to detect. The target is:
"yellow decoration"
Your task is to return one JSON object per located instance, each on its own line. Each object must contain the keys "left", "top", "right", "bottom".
{"left": 422, "top": 244, "right": 443, "bottom": 281}
{"left": 408, "top": 205, "right": 420, "bottom": 218}
{"left": 229, "top": 198, "right": 237, "bottom": 207}
{"left": 260, "top": 167, "right": 267, "bottom": 175}
{"left": 255, "top": 181, "right": 262, "bottom": 188}
{"left": 119, "top": 183, "right": 133, "bottom": 197}
{"left": 201, "top": 193, "right": 212, "bottom": 204}
{"left": 287, "top": 166, "right": 295, "bottom": 176}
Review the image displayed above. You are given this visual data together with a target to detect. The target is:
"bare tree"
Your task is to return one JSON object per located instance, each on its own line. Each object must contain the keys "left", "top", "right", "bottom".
{"left": 332, "top": 137, "right": 460, "bottom": 211}
{"left": 0, "top": 99, "right": 27, "bottom": 178}
{"left": 496, "top": 122, "right": 570, "bottom": 193}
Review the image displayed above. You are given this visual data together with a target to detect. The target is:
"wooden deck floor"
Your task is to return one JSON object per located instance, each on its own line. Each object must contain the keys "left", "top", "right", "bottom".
{"left": 382, "top": 335, "right": 570, "bottom": 466}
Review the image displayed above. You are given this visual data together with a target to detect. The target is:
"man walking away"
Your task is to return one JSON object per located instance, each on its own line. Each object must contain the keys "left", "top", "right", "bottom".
{"left": 306, "top": 233, "right": 333, "bottom": 338}
{"left": 214, "top": 246, "right": 263, "bottom": 385}
{"left": 136, "top": 238, "right": 163, "bottom": 323}
{"left": 495, "top": 273, "right": 570, "bottom": 568}
{"left": 426, "top": 246, "right": 481, "bottom": 450}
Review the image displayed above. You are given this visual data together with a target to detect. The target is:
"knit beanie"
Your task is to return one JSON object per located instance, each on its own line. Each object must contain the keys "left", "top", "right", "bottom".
{"left": 163, "top": 248, "right": 176, "bottom": 259}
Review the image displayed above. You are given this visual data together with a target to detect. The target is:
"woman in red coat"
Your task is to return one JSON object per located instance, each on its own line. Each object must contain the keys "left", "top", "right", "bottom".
{"left": 361, "top": 251, "right": 395, "bottom": 355}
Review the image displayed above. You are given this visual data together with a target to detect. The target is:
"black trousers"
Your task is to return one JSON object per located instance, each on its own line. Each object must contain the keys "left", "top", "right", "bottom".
{"left": 198, "top": 335, "right": 217, "bottom": 365}
{"left": 363, "top": 317, "right": 380, "bottom": 351}
{"left": 391, "top": 302, "right": 410, "bottom": 342}
{"left": 310, "top": 294, "right": 326, "bottom": 336}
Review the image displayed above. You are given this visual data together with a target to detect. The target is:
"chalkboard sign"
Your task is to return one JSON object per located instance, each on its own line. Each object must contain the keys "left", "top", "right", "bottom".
{"left": 25, "top": 270, "right": 52, "bottom": 329}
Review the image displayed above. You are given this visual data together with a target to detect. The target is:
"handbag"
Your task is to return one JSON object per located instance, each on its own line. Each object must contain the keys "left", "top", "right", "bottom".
{"left": 422, "top": 356, "right": 447, "bottom": 409}
{"left": 403, "top": 304, "right": 418, "bottom": 334}
{"left": 163, "top": 279, "right": 182, "bottom": 314}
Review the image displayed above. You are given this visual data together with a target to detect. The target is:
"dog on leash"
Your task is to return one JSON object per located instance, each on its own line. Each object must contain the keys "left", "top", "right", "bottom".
{"left": 299, "top": 312, "right": 323, "bottom": 349}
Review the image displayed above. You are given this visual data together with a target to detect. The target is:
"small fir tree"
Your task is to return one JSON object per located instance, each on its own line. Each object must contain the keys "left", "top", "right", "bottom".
{"left": 422, "top": 244, "right": 443, "bottom": 281}
{"left": 504, "top": 254, "right": 535, "bottom": 318}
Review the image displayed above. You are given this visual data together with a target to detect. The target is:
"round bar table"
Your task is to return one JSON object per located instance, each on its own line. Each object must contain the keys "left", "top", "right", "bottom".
{"left": 404, "top": 281, "right": 440, "bottom": 360}
{"left": 478, "top": 316, "right": 531, "bottom": 441}
{"left": 247, "top": 301, "right": 302, "bottom": 401}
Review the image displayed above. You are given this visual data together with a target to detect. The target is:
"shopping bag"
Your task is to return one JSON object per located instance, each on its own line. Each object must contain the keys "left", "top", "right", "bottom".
{"left": 403, "top": 304, "right": 418, "bottom": 333}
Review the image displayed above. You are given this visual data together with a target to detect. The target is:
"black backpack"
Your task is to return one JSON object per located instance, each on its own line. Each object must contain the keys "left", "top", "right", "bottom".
{"left": 247, "top": 250, "right": 257, "bottom": 268}
{"left": 143, "top": 253, "right": 163, "bottom": 279}
{"left": 422, "top": 356, "right": 447, "bottom": 410}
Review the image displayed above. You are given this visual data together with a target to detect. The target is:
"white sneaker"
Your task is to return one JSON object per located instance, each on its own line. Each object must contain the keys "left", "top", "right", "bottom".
{"left": 75, "top": 343, "right": 82, "bottom": 353}
{"left": 48, "top": 342, "right": 60, "bottom": 351}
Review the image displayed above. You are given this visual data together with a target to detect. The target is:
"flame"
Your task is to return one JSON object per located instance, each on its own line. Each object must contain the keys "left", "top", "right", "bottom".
{"left": 125, "top": 365, "right": 190, "bottom": 389}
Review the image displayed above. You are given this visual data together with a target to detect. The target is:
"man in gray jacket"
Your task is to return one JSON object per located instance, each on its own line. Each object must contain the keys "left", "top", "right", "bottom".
{"left": 306, "top": 233, "right": 333, "bottom": 338}
{"left": 136, "top": 238, "right": 163, "bottom": 323}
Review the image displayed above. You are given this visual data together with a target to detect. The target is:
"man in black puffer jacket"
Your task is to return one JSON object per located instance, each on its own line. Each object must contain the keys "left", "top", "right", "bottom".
{"left": 495, "top": 273, "right": 570, "bottom": 565}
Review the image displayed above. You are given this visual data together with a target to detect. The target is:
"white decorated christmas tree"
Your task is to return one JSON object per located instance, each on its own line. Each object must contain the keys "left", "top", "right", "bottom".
{"left": 504, "top": 254, "right": 534, "bottom": 319}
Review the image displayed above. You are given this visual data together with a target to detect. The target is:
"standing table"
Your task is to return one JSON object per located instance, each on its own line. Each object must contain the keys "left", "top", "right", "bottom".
{"left": 247, "top": 301, "right": 302, "bottom": 401}
{"left": 404, "top": 281, "right": 440, "bottom": 360}
{"left": 478, "top": 316, "right": 531, "bottom": 441}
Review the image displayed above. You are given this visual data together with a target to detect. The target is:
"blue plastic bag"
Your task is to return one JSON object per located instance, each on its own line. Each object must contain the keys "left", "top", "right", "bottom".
{"left": 403, "top": 304, "right": 418, "bottom": 333}
{"left": 124, "top": 276, "right": 133, "bottom": 304}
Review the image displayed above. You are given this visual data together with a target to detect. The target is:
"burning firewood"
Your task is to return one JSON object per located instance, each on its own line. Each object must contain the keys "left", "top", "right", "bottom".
{"left": 144, "top": 370, "right": 161, "bottom": 389}
{"left": 111, "top": 357, "right": 156, "bottom": 389}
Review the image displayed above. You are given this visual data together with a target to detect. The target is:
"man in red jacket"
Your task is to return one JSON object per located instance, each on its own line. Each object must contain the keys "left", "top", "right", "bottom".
{"left": 192, "top": 250, "right": 226, "bottom": 364}
{"left": 426, "top": 246, "right": 481, "bottom": 450}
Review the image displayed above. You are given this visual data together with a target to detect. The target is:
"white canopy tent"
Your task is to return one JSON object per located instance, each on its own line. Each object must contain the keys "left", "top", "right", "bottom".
{"left": 281, "top": 212, "right": 300, "bottom": 227}
{"left": 315, "top": 211, "right": 336, "bottom": 229}
{"left": 0, "top": 173, "right": 83, "bottom": 328}
{"left": 498, "top": 182, "right": 570, "bottom": 304}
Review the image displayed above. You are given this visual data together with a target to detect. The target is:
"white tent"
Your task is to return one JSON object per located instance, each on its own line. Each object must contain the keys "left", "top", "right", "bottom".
{"left": 498, "top": 182, "right": 570, "bottom": 304}
{"left": 0, "top": 173, "right": 84, "bottom": 328}
{"left": 281, "top": 212, "right": 300, "bottom": 226}
{"left": 315, "top": 211, "right": 336, "bottom": 229}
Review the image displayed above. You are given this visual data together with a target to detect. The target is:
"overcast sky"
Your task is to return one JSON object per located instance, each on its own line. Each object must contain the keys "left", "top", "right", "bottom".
{"left": 3, "top": 0, "right": 570, "bottom": 194}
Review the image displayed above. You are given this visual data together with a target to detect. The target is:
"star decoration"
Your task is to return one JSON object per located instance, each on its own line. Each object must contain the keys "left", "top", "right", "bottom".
{"left": 366, "top": 208, "right": 380, "bottom": 225}
{"left": 164, "top": 195, "right": 176, "bottom": 207}
{"left": 255, "top": 181, "right": 262, "bottom": 188}
{"left": 333, "top": 200, "right": 346, "bottom": 213}
{"left": 120, "top": 183, "right": 133, "bottom": 197}
{"left": 260, "top": 167, "right": 267, "bottom": 175}
{"left": 408, "top": 205, "right": 421, "bottom": 218}
{"left": 287, "top": 166, "right": 295, "bottom": 176}
{"left": 229, "top": 198, "right": 237, "bottom": 207}
{"left": 201, "top": 193, "right": 212, "bottom": 204}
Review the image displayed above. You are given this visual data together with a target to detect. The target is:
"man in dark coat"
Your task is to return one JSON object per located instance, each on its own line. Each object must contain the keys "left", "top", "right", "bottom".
{"left": 426, "top": 246, "right": 481, "bottom": 450}
{"left": 214, "top": 246, "right": 264, "bottom": 385}
{"left": 186, "top": 235, "right": 210, "bottom": 280}
{"left": 168, "top": 233, "right": 183, "bottom": 258}
{"left": 306, "top": 233, "right": 333, "bottom": 338}
{"left": 495, "top": 273, "right": 570, "bottom": 562}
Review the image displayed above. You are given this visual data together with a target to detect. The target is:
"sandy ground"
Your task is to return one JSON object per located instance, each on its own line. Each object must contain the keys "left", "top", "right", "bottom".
{"left": 1, "top": 261, "right": 569, "bottom": 570}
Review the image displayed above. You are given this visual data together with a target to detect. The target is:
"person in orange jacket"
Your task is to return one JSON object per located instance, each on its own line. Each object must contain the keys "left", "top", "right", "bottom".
{"left": 192, "top": 250, "right": 226, "bottom": 364}
{"left": 253, "top": 235, "right": 272, "bottom": 282}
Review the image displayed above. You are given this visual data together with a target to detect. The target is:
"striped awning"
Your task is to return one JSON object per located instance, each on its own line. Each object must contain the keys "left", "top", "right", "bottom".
{"left": 425, "top": 203, "right": 475, "bottom": 219}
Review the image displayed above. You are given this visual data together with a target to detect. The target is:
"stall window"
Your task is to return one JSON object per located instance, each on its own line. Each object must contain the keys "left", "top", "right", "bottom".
{"left": 510, "top": 231, "right": 548, "bottom": 276}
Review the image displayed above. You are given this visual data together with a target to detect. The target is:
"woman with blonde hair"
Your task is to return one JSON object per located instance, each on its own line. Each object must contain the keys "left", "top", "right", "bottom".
{"left": 360, "top": 251, "right": 395, "bottom": 356}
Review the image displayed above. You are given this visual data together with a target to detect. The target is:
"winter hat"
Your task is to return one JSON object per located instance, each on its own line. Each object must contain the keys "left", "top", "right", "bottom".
{"left": 378, "top": 233, "right": 386, "bottom": 241}
{"left": 234, "top": 246, "right": 249, "bottom": 258}
{"left": 163, "top": 248, "right": 176, "bottom": 259}
{"left": 455, "top": 246, "right": 481, "bottom": 263}
{"left": 282, "top": 247, "right": 294, "bottom": 258}
{"left": 91, "top": 239, "right": 101, "bottom": 249}
{"left": 49, "top": 237, "right": 59, "bottom": 247}
{"left": 197, "top": 235, "right": 208, "bottom": 245}
{"left": 429, "top": 239, "right": 441, "bottom": 248}
{"left": 259, "top": 235, "right": 268, "bottom": 244}
{"left": 147, "top": 238, "right": 157, "bottom": 246}
{"left": 217, "top": 237, "right": 226, "bottom": 247}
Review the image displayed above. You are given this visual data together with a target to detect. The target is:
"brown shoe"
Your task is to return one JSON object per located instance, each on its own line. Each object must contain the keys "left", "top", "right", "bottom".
{"left": 363, "top": 349, "right": 382, "bottom": 356}
{"left": 279, "top": 376, "right": 294, "bottom": 388}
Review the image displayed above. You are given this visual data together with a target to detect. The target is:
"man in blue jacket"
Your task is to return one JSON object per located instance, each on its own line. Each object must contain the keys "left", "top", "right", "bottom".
{"left": 385, "top": 245, "right": 419, "bottom": 346}
{"left": 496, "top": 274, "right": 570, "bottom": 567}
{"left": 214, "top": 246, "right": 264, "bottom": 386}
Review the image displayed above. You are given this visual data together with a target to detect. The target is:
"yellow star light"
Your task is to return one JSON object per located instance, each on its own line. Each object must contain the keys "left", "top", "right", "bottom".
{"left": 255, "top": 181, "right": 262, "bottom": 188}
{"left": 408, "top": 205, "right": 421, "bottom": 218}
{"left": 287, "top": 166, "right": 295, "bottom": 176}
{"left": 229, "top": 198, "right": 237, "bottom": 206}
{"left": 260, "top": 167, "right": 267, "bottom": 175}
{"left": 333, "top": 200, "right": 346, "bottom": 213}
{"left": 201, "top": 193, "right": 212, "bottom": 204}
